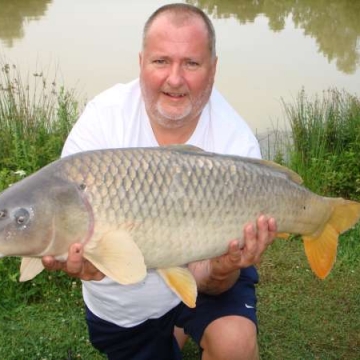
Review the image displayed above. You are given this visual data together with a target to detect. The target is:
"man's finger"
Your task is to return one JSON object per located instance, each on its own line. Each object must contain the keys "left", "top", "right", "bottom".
{"left": 42, "top": 255, "right": 65, "bottom": 271}
{"left": 65, "top": 243, "right": 84, "bottom": 274}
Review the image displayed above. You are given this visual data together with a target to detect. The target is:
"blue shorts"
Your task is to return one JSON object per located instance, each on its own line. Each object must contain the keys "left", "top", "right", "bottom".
{"left": 85, "top": 266, "right": 258, "bottom": 360}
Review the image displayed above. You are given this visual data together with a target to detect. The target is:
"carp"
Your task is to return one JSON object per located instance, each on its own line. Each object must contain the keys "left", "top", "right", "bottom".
{"left": 0, "top": 145, "right": 359, "bottom": 307}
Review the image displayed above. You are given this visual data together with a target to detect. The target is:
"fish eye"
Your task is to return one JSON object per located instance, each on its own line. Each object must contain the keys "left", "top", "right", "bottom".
{"left": 14, "top": 208, "right": 31, "bottom": 227}
{"left": 0, "top": 209, "right": 7, "bottom": 219}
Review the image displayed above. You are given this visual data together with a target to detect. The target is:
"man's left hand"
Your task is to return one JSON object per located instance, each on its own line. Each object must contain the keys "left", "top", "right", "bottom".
{"left": 215, "top": 214, "right": 277, "bottom": 273}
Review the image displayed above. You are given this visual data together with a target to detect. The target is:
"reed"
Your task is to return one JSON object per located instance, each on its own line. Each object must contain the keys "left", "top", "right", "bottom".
{"left": 282, "top": 88, "right": 360, "bottom": 199}
{"left": 0, "top": 62, "right": 79, "bottom": 190}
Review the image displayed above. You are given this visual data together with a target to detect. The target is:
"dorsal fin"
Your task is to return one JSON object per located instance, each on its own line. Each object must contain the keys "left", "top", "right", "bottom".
{"left": 258, "top": 159, "right": 303, "bottom": 184}
{"left": 164, "top": 145, "right": 303, "bottom": 185}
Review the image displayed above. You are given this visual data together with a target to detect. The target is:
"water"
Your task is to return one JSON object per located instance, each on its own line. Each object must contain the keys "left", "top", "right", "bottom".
{"left": 0, "top": 0, "right": 359, "bottom": 134}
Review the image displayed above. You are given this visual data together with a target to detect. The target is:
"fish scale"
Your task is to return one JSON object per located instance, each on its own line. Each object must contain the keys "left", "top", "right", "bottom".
{"left": 59, "top": 148, "right": 311, "bottom": 266}
{"left": 61, "top": 149, "right": 235, "bottom": 264}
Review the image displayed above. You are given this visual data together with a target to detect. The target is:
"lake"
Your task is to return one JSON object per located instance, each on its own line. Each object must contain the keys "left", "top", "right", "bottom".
{"left": 0, "top": 0, "right": 359, "bottom": 135}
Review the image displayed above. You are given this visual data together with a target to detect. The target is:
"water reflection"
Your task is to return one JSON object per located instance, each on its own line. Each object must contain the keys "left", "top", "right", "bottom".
{"left": 1, "top": 0, "right": 359, "bottom": 74}
{"left": 0, "top": 0, "right": 52, "bottom": 47}
{"left": 188, "top": 0, "right": 360, "bottom": 74}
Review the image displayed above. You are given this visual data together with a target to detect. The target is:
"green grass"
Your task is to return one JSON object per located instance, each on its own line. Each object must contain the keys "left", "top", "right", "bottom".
{"left": 257, "top": 226, "right": 360, "bottom": 360}
{"left": 1, "top": 226, "right": 358, "bottom": 360}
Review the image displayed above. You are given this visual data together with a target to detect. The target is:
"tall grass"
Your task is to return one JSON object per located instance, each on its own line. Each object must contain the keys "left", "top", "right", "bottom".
{"left": 0, "top": 62, "right": 79, "bottom": 190}
{"left": 282, "top": 88, "right": 360, "bottom": 199}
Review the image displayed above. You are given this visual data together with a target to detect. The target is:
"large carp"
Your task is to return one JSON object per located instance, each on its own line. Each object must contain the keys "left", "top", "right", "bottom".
{"left": 0, "top": 145, "right": 359, "bottom": 307}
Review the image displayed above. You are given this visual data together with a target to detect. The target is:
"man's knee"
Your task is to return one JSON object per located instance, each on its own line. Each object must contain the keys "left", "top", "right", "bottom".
{"left": 200, "top": 315, "right": 258, "bottom": 360}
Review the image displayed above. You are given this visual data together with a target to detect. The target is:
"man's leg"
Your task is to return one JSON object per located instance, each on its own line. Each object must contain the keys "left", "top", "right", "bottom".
{"left": 176, "top": 267, "right": 259, "bottom": 360}
{"left": 200, "top": 315, "right": 258, "bottom": 360}
{"left": 174, "top": 326, "right": 189, "bottom": 349}
{"left": 85, "top": 305, "right": 182, "bottom": 360}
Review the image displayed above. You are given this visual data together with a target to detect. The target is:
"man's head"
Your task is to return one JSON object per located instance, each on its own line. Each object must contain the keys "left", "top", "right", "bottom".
{"left": 142, "top": 4, "right": 216, "bottom": 58}
{"left": 139, "top": 3, "right": 218, "bottom": 137}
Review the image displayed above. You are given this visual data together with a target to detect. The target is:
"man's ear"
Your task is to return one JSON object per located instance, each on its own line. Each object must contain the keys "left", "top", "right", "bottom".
{"left": 213, "top": 56, "right": 218, "bottom": 74}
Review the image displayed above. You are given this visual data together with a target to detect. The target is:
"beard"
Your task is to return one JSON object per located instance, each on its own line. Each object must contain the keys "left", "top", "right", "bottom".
{"left": 141, "top": 80, "right": 213, "bottom": 130}
{"left": 154, "top": 100, "right": 193, "bottom": 128}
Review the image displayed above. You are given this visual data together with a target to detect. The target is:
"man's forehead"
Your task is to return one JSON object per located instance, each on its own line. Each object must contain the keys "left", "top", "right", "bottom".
{"left": 146, "top": 13, "right": 208, "bottom": 39}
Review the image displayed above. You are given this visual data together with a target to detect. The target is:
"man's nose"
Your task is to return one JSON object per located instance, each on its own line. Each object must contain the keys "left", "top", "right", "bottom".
{"left": 166, "top": 64, "right": 184, "bottom": 87}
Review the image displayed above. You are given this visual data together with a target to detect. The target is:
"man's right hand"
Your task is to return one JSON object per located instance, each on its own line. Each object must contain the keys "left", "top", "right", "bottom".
{"left": 42, "top": 243, "right": 105, "bottom": 281}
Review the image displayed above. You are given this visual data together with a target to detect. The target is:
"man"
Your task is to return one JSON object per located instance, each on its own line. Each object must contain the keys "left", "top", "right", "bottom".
{"left": 43, "top": 4, "right": 276, "bottom": 360}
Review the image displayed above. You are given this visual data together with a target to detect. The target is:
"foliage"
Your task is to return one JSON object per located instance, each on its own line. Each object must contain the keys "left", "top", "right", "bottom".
{"left": 0, "top": 62, "right": 79, "bottom": 191}
{"left": 281, "top": 88, "right": 360, "bottom": 199}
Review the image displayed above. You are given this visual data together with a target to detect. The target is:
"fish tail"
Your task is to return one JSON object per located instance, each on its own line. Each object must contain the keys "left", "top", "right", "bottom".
{"left": 303, "top": 199, "right": 360, "bottom": 279}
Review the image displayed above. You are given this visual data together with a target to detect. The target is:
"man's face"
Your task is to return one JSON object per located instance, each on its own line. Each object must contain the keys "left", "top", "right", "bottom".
{"left": 139, "top": 14, "right": 217, "bottom": 129}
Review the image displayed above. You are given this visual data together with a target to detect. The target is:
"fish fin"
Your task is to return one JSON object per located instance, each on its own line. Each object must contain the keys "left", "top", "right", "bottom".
{"left": 83, "top": 230, "right": 147, "bottom": 285}
{"left": 303, "top": 225, "right": 338, "bottom": 279}
{"left": 157, "top": 267, "right": 198, "bottom": 308}
{"left": 165, "top": 146, "right": 303, "bottom": 184}
{"left": 259, "top": 159, "right": 303, "bottom": 184}
{"left": 228, "top": 156, "right": 304, "bottom": 184}
{"left": 303, "top": 199, "right": 360, "bottom": 279}
{"left": 326, "top": 199, "right": 360, "bottom": 234}
{"left": 19, "top": 257, "right": 45, "bottom": 282}
{"left": 276, "top": 232, "right": 291, "bottom": 239}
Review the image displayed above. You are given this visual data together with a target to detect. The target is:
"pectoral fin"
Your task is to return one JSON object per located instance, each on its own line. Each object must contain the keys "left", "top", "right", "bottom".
{"left": 19, "top": 257, "right": 45, "bottom": 281}
{"left": 157, "top": 267, "right": 198, "bottom": 308}
{"left": 83, "top": 229, "right": 147, "bottom": 285}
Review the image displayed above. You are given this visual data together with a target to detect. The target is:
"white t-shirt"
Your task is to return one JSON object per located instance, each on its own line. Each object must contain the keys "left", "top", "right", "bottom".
{"left": 62, "top": 78, "right": 261, "bottom": 328}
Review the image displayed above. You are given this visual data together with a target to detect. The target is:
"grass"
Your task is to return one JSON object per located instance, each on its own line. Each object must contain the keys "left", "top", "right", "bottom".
{"left": 1, "top": 226, "right": 358, "bottom": 360}
{"left": 0, "top": 65, "right": 359, "bottom": 359}
{"left": 257, "top": 227, "right": 360, "bottom": 360}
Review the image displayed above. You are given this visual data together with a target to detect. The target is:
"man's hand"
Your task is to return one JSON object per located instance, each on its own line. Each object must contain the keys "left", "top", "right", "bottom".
{"left": 190, "top": 215, "right": 277, "bottom": 295}
{"left": 214, "top": 214, "right": 277, "bottom": 272}
{"left": 42, "top": 243, "right": 105, "bottom": 281}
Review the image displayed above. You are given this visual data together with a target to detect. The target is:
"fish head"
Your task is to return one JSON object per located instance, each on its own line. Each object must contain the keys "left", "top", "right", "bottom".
{"left": 0, "top": 169, "right": 91, "bottom": 258}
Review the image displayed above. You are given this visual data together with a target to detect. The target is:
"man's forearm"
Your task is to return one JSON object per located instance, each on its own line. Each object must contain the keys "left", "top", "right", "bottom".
{"left": 189, "top": 260, "right": 241, "bottom": 295}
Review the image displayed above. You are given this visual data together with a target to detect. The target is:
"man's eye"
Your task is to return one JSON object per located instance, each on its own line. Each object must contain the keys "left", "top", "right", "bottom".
{"left": 186, "top": 61, "right": 200, "bottom": 69}
{"left": 153, "top": 59, "right": 166, "bottom": 65}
